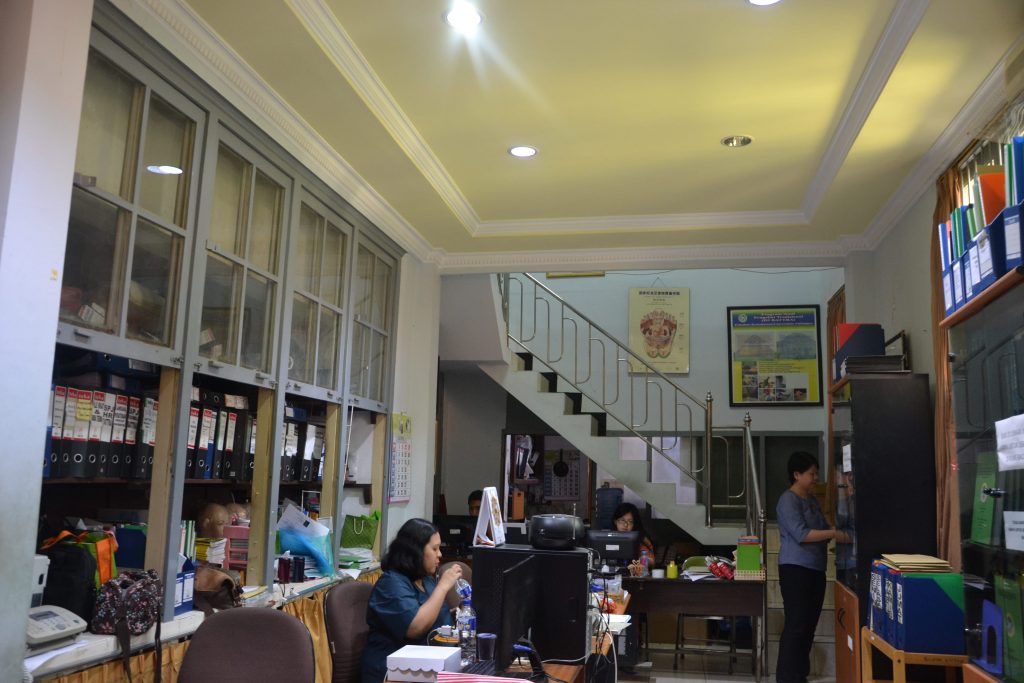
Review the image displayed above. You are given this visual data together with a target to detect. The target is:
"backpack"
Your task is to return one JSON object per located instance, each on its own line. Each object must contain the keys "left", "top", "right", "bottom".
{"left": 91, "top": 569, "right": 163, "bottom": 682}
{"left": 39, "top": 540, "right": 97, "bottom": 622}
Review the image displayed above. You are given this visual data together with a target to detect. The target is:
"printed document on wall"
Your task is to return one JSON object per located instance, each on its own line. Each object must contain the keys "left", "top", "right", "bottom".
{"left": 997, "top": 413, "right": 1024, "bottom": 471}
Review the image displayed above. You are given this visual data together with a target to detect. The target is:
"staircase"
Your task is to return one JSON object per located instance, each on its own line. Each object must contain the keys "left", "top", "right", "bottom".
{"left": 483, "top": 273, "right": 765, "bottom": 547}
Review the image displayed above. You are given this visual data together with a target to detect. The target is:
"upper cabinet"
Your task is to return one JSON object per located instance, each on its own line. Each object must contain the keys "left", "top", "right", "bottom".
{"left": 349, "top": 240, "right": 396, "bottom": 411}
{"left": 61, "top": 39, "right": 204, "bottom": 365}
{"left": 196, "top": 133, "right": 288, "bottom": 380}
{"left": 286, "top": 193, "right": 353, "bottom": 399}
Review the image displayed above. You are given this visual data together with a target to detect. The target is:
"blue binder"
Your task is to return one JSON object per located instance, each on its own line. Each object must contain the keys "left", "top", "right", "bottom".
{"left": 893, "top": 572, "right": 964, "bottom": 654}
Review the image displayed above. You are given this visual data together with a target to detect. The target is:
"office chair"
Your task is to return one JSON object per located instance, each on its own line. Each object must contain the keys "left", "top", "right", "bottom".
{"left": 324, "top": 580, "right": 374, "bottom": 683}
{"left": 178, "top": 608, "right": 315, "bottom": 682}
{"left": 438, "top": 561, "right": 472, "bottom": 611}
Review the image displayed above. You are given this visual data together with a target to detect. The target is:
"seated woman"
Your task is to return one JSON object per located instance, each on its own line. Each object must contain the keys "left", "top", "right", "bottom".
{"left": 613, "top": 502, "right": 655, "bottom": 560}
{"left": 362, "top": 518, "right": 462, "bottom": 683}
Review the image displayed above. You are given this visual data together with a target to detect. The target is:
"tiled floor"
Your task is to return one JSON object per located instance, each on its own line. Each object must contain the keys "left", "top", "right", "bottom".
{"left": 616, "top": 648, "right": 837, "bottom": 683}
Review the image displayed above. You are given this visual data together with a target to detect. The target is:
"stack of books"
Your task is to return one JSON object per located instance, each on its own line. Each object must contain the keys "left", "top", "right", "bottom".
{"left": 878, "top": 554, "right": 952, "bottom": 572}
{"left": 838, "top": 355, "right": 906, "bottom": 378}
{"left": 195, "top": 537, "right": 226, "bottom": 566}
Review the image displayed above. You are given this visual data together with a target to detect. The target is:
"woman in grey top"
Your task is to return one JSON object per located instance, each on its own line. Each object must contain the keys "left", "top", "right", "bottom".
{"left": 775, "top": 451, "right": 836, "bottom": 683}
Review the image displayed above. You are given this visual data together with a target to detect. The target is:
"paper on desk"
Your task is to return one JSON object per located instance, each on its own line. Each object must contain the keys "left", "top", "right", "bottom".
{"left": 278, "top": 503, "right": 330, "bottom": 537}
{"left": 25, "top": 639, "right": 91, "bottom": 673}
{"left": 339, "top": 567, "right": 362, "bottom": 580}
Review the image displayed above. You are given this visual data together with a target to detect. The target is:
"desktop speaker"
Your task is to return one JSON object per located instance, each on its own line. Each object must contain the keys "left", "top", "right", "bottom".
{"left": 529, "top": 514, "right": 584, "bottom": 550}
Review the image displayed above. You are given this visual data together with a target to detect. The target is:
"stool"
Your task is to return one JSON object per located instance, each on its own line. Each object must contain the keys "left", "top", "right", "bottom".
{"left": 860, "top": 627, "right": 967, "bottom": 683}
{"left": 674, "top": 615, "right": 739, "bottom": 672}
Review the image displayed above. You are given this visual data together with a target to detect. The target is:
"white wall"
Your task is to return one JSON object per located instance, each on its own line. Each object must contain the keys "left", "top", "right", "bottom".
{"left": 0, "top": 3, "right": 92, "bottom": 680}
{"left": 844, "top": 187, "right": 938, "bottom": 379}
{"left": 381, "top": 255, "right": 441, "bottom": 543}
{"left": 440, "top": 368, "right": 507, "bottom": 515}
{"left": 532, "top": 268, "right": 845, "bottom": 434}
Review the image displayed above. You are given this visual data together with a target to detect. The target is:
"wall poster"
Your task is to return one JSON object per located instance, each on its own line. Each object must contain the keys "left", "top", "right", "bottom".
{"left": 388, "top": 413, "right": 412, "bottom": 503}
{"left": 727, "top": 305, "right": 823, "bottom": 407}
{"left": 628, "top": 288, "right": 690, "bottom": 373}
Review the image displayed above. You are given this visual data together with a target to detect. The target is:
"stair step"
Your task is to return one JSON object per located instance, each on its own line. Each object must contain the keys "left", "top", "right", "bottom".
{"left": 515, "top": 351, "right": 533, "bottom": 371}
{"left": 539, "top": 371, "right": 558, "bottom": 393}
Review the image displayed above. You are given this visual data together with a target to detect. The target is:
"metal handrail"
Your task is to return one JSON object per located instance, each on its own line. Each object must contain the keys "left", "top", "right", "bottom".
{"left": 498, "top": 273, "right": 765, "bottom": 535}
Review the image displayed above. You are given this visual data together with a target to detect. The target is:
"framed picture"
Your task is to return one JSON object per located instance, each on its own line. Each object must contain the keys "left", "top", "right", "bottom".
{"left": 726, "top": 305, "right": 823, "bottom": 407}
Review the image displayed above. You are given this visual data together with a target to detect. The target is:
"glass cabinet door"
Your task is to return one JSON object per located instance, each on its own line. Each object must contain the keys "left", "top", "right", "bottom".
{"left": 953, "top": 283, "right": 1024, "bottom": 664}
{"left": 63, "top": 48, "right": 198, "bottom": 353}
{"left": 287, "top": 196, "right": 351, "bottom": 392}
{"left": 349, "top": 242, "right": 395, "bottom": 407}
{"left": 198, "top": 138, "right": 286, "bottom": 373}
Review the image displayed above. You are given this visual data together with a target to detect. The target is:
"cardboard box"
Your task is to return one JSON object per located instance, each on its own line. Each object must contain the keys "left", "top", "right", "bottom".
{"left": 174, "top": 559, "right": 195, "bottom": 615}
{"left": 386, "top": 645, "right": 461, "bottom": 682}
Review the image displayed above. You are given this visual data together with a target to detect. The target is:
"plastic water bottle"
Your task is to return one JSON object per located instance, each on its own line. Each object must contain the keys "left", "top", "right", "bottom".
{"left": 456, "top": 597, "right": 477, "bottom": 666}
{"left": 456, "top": 578, "right": 472, "bottom": 602}
{"left": 640, "top": 550, "right": 651, "bottom": 577}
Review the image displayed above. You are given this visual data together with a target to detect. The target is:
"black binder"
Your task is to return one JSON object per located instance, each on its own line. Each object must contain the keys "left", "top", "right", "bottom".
{"left": 67, "top": 389, "right": 92, "bottom": 478}
{"left": 108, "top": 393, "right": 128, "bottom": 478}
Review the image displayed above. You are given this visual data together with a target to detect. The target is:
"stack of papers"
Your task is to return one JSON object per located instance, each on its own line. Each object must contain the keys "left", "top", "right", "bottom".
{"left": 879, "top": 554, "right": 952, "bottom": 572}
{"left": 195, "top": 537, "right": 226, "bottom": 565}
{"left": 600, "top": 613, "right": 632, "bottom": 634}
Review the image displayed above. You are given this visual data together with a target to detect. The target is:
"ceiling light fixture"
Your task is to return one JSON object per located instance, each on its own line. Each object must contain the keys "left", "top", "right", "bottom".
{"left": 508, "top": 146, "right": 537, "bottom": 158}
{"left": 748, "top": 0, "right": 783, "bottom": 5}
{"left": 720, "top": 135, "right": 753, "bottom": 148}
{"left": 445, "top": 3, "right": 482, "bottom": 34}
{"left": 146, "top": 164, "right": 184, "bottom": 175}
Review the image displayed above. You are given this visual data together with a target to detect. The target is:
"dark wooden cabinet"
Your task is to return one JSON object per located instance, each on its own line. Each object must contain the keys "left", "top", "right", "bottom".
{"left": 831, "top": 373, "right": 937, "bottom": 623}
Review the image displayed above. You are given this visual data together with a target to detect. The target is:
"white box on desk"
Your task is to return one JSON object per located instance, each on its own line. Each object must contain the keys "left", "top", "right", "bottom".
{"left": 386, "top": 645, "right": 461, "bottom": 682}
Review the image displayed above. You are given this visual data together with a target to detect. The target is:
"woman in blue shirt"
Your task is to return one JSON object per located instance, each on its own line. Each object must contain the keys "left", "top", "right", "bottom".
{"left": 775, "top": 451, "right": 836, "bottom": 683}
{"left": 362, "top": 518, "right": 462, "bottom": 683}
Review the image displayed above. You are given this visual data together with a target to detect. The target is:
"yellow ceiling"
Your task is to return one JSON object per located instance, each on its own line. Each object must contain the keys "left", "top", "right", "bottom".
{"left": 177, "top": 0, "right": 1023, "bottom": 262}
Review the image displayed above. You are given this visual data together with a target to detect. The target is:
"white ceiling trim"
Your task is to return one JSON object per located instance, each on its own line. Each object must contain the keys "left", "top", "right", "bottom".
{"left": 286, "top": 0, "right": 482, "bottom": 236}
{"left": 859, "top": 35, "right": 1023, "bottom": 251}
{"left": 434, "top": 240, "right": 858, "bottom": 274}
{"left": 114, "top": 0, "right": 436, "bottom": 261}
{"left": 800, "top": 0, "right": 930, "bottom": 219}
{"left": 474, "top": 209, "right": 809, "bottom": 236}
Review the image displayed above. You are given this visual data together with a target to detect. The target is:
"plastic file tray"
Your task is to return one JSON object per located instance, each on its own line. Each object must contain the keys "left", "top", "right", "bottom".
{"left": 222, "top": 525, "right": 249, "bottom": 571}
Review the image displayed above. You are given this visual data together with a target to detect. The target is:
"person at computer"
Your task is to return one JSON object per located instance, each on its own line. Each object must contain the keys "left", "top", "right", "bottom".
{"left": 775, "top": 451, "right": 836, "bottom": 683}
{"left": 362, "top": 518, "right": 463, "bottom": 683}
{"left": 612, "top": 502, "right": 654, "bottom": 560}
{"left": 468, "top": 489, "right": 483, "bottom": 518}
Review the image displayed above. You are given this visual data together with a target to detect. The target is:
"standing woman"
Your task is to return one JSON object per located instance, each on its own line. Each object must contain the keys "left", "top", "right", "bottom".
{"left": 775, "top": 452, "right": 836, "bottom": 683}
{"left": 362, "top": 518, "right": 462, "bottom": 683}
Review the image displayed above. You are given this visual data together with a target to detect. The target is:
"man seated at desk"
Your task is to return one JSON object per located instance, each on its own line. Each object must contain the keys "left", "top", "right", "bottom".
{"left": 467, "top": 489, "right": 482, "bottom": 518}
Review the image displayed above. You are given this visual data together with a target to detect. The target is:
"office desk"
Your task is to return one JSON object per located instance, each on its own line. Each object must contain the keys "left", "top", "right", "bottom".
{"left": 623, "top": 577, "right": 766, "bottom": 681}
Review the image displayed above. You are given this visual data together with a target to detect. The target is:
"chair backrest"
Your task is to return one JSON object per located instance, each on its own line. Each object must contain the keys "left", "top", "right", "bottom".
{"left": 438, "top": 561, "right": 472, "bottom": 611}
{"left": 179, "top": 608, "right": 315, "bottom": 682}
{"left": 324, "top": 580, "right": 374, "bottom": 683}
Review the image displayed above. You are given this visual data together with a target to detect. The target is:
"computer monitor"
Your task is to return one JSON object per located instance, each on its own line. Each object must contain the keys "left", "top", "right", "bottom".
{"left": 495, "top": 555, "right": 539, "bottom": 672}
{"left": 584, "top": 529, "right": 639, "bottom": 565}
{"left": 433, "top": 515, "right": 474, "bottom": 554}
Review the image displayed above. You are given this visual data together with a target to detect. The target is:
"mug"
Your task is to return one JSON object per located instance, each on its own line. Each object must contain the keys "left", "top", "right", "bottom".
{"left": 651, "top": 568, "right": 666, "bottom": 579}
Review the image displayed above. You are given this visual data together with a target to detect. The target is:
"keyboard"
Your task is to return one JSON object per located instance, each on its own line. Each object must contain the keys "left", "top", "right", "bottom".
{"left": 460, "top": 660, "right": 539, "bottom": 679}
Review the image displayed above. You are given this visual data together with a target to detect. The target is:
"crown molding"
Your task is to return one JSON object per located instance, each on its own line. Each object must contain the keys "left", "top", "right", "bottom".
{"left": 286, "top": 0, "right": 481, "bottom": 236}
{"left": 114, "top": 0, "right": 435, "bottom": 261}
{"left": 434, "top": 240, "right": 853, "bottom": 274}
{"left": 800, "top": 0, "right": 929, "bottom": 220}
{"left": 859, "top": 34, "right": 1023, "bottom": 251}
{"left": 474, "top": 209, "right": 809, "bottom": 236}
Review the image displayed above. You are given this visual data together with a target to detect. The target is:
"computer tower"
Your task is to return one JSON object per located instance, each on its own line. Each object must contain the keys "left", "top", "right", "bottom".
{"left": 472, "top": 544, "right": 591, "bottom": 662}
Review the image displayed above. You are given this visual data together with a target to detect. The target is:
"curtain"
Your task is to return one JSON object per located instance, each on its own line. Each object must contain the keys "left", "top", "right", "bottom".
{"left": 42, "top": 640, "right": 189, "bottom": 683}
{"left": 931, "top": 167, "right": 964, "bottom": 570}
{"left": 282, "top": 590, "right": 332, "bottom": 683}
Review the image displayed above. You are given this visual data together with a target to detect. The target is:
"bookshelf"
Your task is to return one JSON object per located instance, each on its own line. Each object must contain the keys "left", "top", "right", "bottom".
{"left": 38, "top": 7, "right": 402, "bottom": 619}
{"left": 947, "top": 275, "right": 1024, "bottom": 680}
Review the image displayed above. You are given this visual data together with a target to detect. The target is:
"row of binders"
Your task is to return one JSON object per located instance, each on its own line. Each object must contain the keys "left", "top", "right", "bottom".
{"left": 940, "top": 136, "right": 1024, "bottom": 316}
{"left": 186, "top": 388, "right": 256, "bottom": 481}
{"left": 280, "top": 405, "right": 326, "bottom": 483}
{"left": 45, "top": 385, "right": 157, "bottom": 479}
{"left": 869, "top": 554, "right": 963, "bottom": 655}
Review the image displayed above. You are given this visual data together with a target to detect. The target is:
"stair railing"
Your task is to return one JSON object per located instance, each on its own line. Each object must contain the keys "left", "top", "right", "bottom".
{"left": 500, "top": 272, "right": 735, "bottom": 526}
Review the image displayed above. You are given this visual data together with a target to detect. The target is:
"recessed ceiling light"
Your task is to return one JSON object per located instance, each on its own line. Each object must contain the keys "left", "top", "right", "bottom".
{"left": 748, "top": 0, "right": 783, "bottom": 5}
{"left": 509, "top": 146, "right": 537, "bottom": 158}
{"left": 146, "top": 164, "right": 184, "bottom": 175}
{"left": 445, "top": 3, "right": 482, "bottom": 34}
{"left": 721, "top": 135, "right": 753, "bottom": 148}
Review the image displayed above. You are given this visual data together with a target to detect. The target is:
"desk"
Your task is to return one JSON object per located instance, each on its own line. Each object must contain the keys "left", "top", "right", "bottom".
{"left": 623, "top": 577, "right": 766, "bottom": 681}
